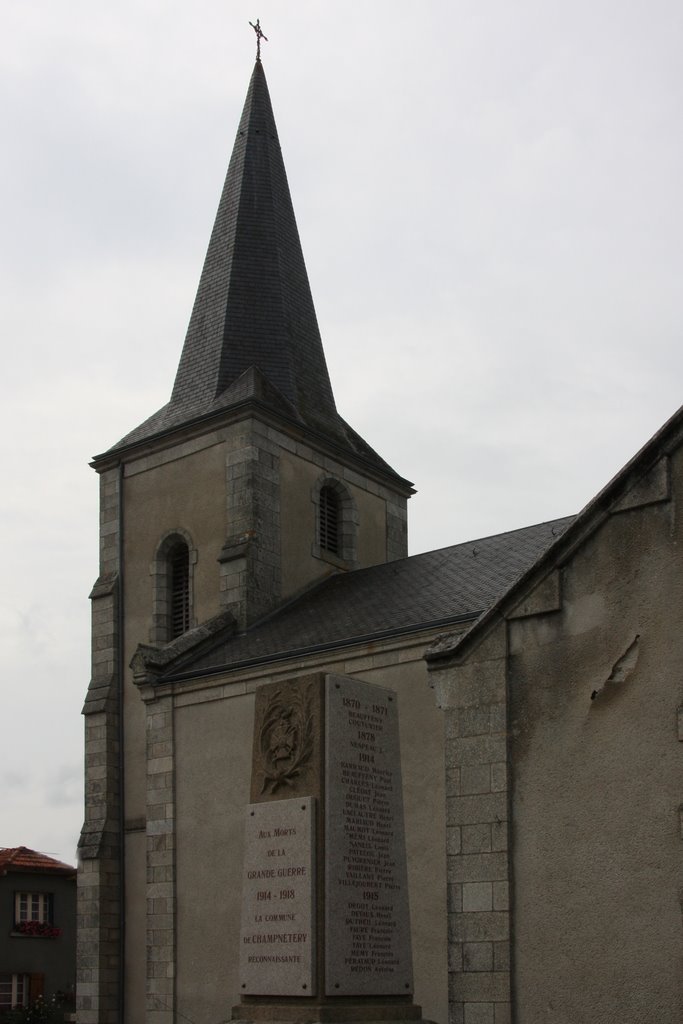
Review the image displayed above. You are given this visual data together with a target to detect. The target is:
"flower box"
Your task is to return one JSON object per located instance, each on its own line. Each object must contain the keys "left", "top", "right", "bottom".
{"left": 15, "top": 920, "right": 61, "bottom": 939}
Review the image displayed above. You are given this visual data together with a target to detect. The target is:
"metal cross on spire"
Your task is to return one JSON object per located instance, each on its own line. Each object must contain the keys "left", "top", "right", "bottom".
{"left": 249, "top": 19, "right": 268, "bottom": 61}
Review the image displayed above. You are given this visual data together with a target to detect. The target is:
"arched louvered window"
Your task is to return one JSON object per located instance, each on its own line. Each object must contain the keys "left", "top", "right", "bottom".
{"left": 319, "top": 486, "right": 340, "bottom": 555}
{"left": 168, "top": 541, "right": 190, "bottom": 638}
{"left": 150, "top": 530, "right": 196, "bottom": 644}
{"left": 312, "top": 477, "right": 358, "bottom": 567}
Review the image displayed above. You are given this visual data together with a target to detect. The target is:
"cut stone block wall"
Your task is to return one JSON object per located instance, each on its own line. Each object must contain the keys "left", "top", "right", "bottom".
{"left": 78, "top": 469, "right": 122, "bottom": 1024}
{"left": 432, "top": 633, "right": 512, "bottom": 1024}
{"left": 144, "top": 694, "right": 176, "bottom": 1024}
{"left": 220, "top": 420, "right": 282, "bottom": 629}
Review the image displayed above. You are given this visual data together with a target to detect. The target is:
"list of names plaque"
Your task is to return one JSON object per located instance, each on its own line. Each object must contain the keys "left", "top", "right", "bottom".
{"left": 239, "top": 797, "right": 315, "bottom": 996}
{"left": 324, "top": 676, "right": 413, "bottom": 995}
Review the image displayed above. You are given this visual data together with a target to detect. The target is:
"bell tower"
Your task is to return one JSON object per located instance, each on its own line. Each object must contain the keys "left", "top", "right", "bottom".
{"left": 97, "top": 57, "right": 412, "bottom": 632}
{"left": 78, "top": 55, "right": 413, "bottom": 1024}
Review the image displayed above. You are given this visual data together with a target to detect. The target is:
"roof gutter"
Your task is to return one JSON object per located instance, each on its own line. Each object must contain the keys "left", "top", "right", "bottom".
{"left": 161, "top": 610, "right": 482, "bottom": 684}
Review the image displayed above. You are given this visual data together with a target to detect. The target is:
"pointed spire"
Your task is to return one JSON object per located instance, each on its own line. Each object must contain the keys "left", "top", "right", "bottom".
{"left": 165, "top": 60, "right": 339, "bottom": 436}
{"left": 103, "top": 61, "right": 408, "bottom": 487}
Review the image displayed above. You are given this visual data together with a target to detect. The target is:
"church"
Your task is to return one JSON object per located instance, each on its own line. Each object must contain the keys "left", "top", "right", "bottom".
{"left": 77, "top": 53, "right": 683, "bottom": 1024}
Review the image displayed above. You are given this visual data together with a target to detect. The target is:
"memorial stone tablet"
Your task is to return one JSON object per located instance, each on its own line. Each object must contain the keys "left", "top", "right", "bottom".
{"left": 239, "top": 796, "right": 315, "bottom": 996}
{"left": 324, "top": 676, "right": 413, "bottom": 996}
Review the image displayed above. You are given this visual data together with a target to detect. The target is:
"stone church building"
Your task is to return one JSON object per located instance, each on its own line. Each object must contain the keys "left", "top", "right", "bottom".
{"left": 78, "top": 58, "right": 682, "bottom": 1024}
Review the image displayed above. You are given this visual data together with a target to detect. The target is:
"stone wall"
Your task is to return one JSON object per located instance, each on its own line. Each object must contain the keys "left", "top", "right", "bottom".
{"left": 433, "top": 633, "right": 512, "bottom": 1024}
{"left": 78, "top": 468, "right": 122, "bottom": 1024}
{"left": 429, "top": 444, "right": 683, "bottom": 1024}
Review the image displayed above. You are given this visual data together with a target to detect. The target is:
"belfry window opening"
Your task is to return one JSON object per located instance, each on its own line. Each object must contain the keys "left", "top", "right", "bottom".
{"left": 150, "top": 530, "right": 196, "bottom": 644}
{"left": 169, "top": 542, "right": 190, "bottom": 638}
{"left": 319, "top": 486, "right": 340, "bottom": 555}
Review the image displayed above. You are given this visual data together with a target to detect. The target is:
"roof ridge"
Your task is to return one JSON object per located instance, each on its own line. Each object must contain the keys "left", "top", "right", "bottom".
{"left": 0, "top": 846, "right": 76, "bottom": 875}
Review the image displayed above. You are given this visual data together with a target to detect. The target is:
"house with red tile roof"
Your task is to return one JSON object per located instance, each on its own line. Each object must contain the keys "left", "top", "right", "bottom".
{"left": 0, "top": 848, "right": 76, "bottom": 1014}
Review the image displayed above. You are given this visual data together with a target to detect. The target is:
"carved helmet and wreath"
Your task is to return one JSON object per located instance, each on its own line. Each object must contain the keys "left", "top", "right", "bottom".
{"left": 258, "top": 686, "right": 314, "bottom": 794}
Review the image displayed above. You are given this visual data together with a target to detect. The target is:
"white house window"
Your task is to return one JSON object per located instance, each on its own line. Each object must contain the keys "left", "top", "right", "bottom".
{"left": 15, "top": 892, "right": 53, "bottom": 926}
{"left": 0, "top": 974, "right": 29, "bottom": 1010}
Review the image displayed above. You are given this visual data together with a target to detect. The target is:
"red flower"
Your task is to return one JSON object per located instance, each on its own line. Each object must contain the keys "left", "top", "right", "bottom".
{"left": 16, "top": 920, "right": 61, "bottom": 938}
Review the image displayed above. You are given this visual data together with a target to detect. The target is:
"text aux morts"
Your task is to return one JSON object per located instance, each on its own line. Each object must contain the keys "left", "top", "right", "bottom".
{"left": 256, "top": 825, "right": 297, "bottom": 855}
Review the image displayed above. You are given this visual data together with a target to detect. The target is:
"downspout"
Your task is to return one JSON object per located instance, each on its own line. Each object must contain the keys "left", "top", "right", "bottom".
{"left": 117, "top": 461, "right": 126, "bottom": 1024}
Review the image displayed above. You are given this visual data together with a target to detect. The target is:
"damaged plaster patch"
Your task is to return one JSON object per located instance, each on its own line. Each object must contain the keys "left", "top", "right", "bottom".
{"left": 591, "top": 634, "right": 640, "bottom": 702}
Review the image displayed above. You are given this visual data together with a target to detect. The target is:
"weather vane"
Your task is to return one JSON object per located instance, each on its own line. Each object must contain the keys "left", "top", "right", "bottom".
{"left": 249, "top": 19, "right": 268, "bottom": 61}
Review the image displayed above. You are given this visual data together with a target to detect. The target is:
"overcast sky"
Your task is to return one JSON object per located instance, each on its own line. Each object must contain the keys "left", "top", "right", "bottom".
{"left": 2, "top": 1, "right": 682, "bottom": 865}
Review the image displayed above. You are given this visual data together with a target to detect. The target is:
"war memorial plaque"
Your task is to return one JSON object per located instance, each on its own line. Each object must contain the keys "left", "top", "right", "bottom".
{"left": 239, "top": 796, "right": 315, "bottom": 996}
{"left": 235, "top": 673, "right": 421, "bottom": 1021}
{"left": 324, "top": 675, "right": 413, "bottom": 996}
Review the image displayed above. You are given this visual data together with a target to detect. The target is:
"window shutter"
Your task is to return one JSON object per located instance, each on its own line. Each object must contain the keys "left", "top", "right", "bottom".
{"left": 29, "top": 974, "right": 44, "bottom": 1004}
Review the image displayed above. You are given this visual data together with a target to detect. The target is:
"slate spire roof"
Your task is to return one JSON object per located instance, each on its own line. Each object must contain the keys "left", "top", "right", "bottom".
{"left": 103, "top": 62, "right": 406, "bottom": 484}
{"left": 170, "top": 58, "right": 337, "bottom": 432}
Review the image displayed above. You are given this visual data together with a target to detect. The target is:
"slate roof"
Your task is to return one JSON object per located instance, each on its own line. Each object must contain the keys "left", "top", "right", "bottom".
{"left": 167, "top": 516, "right": 574, "bottom": 679}
{"left": 102, "top": 61, "right": 405, "bottom": 485}
{"left": 0, "top": 847, "right": 76, "bottom": 877}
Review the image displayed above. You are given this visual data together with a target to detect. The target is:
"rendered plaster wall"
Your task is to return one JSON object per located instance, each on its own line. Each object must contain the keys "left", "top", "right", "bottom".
{"left": 174, "top": 689, "right": 255, "bottom": 1024}
{"left": 172, "top": 646, "right": 447, "bottom": 1024}
{"left": 508, "top": 468, "right": 683, "bottom": 1021}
